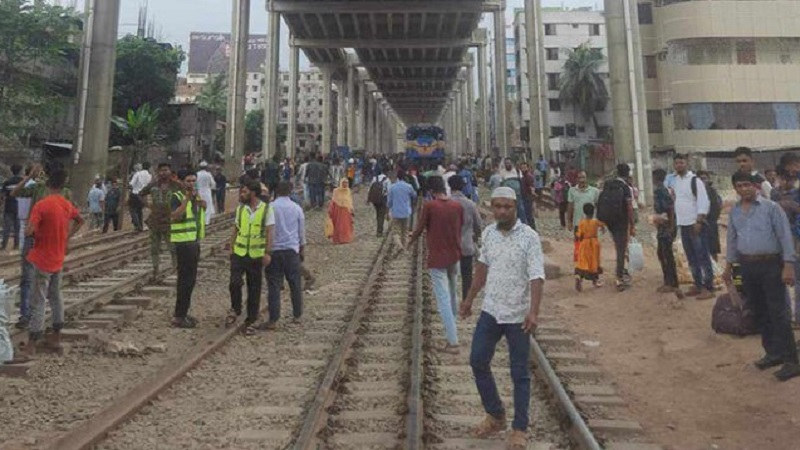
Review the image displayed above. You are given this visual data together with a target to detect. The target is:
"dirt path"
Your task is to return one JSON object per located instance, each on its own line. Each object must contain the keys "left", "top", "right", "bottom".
{"left": 539, "top": 219, "right": 800, "bottom": 450}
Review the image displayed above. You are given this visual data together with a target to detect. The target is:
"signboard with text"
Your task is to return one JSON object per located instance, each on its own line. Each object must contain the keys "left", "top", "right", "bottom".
{"left": 188, "top": 32, "right": 267, "bottom": 75}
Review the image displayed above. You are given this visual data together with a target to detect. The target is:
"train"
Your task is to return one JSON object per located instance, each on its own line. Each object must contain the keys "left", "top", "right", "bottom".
{"left": 404, "top": 124, "right": 446, "bottom": 161}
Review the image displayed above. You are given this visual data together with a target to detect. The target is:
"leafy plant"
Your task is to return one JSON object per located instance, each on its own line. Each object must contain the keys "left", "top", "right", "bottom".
{"left": 559, "top": 43, "right": 609, "bottom": 136}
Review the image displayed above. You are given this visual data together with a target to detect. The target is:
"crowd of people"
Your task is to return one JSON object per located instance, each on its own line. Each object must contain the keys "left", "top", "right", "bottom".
{"left": 1, "top": 144, "right": 799, "bottom": 447}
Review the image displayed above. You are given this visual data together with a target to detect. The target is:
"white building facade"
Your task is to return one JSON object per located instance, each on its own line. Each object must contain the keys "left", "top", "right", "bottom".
{"left": 514, "top": 7, "right": 613, "bottom": 149}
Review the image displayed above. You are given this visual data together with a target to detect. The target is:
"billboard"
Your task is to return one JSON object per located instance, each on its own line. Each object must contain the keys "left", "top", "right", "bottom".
{"left": 188, "top": 32, "right": 267, "bottom": 75}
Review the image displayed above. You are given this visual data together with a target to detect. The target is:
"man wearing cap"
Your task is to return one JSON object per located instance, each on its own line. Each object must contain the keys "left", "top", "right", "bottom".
{"left": 460, "top": 186, "right": 545, "bottom": 449}
{"left": 196, "top": 161, "right": 216, "bottom": 225}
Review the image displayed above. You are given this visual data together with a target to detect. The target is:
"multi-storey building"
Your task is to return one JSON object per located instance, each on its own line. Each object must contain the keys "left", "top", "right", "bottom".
{"left": 638, "top": 0, "right": 800, "bottom": 171}
{"left": 514, "top": 7, "right": 613, "bottom": 151}
{"left": 184, "top": 32, "right": 329, "bottom": 154}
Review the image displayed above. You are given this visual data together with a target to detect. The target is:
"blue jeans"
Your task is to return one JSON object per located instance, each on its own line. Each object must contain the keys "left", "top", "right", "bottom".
{"left": 429, "top": 263, "right": 459, "bottom": 345}
{"left": 680, "top": 224, "right": 714, "bottom": 291}
{"left": 19, "top": 236, "right": 34, "bottom": 321}
{"left": 470, "top": 311, "right": 531, "bottom": 431}
{"left": 310, "top": 183, "right": 325, "bottom": 208}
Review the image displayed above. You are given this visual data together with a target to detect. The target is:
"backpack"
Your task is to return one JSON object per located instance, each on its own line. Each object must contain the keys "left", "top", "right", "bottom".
{"left": 689, "top": 177, "right": 722, "bottom": 223}
{"left": 367, "top": 180, "right": 385, "bottom": 205}
{"left": 596, "top": 179, "right": 628, "bottom": 227}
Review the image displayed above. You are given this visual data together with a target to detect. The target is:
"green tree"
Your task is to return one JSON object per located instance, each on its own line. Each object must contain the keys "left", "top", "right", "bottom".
{"left": 0, "top": 0, "right": 80, "bottom": 139}
{"left": 112, "top": 35, "right": 183, "bottom": 146}
{"left": 112, "top": 103, "right": 161, "bottom": 166}
{"left": 559, "top": 43, "right": 609, "bottom": 136}
{"left": 196, "top": 73, "right": 228, "bottom": 119}
{"left": 244, "top": 109, "right": 263, "bottom": 152}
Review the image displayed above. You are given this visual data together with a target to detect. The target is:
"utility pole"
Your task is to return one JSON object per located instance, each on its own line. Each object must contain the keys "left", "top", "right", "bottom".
{"left": 72, "top": 0, "right": 121, "bottom": 204}
{"left": 525, "top": 0, "right": 550, "bottom": 161}
{"left": 476, "top": 29, "right": 490, "bottom": 157}
{"left": 225, "top": 0, "right": 250, "bottom": 177}
{"left": 263, "top": 3, "right": 281, "bottom": 160}
{"left": 605, "top": 0, "right": 652, "bottom": 204}
{"left": 493, "top": 13, "right": 509, "bottom": 157}
{"left": 286, "top": 43, "right": 299, "bottom": 159}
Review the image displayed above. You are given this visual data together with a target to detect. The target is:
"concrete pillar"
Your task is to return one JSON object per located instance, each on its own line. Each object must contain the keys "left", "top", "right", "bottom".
{"left": 376, "top": 104, "right": 383, "bottom": 154}
{"left": 337, "top": 81, "right": 346, "bottom": 147}
{"left": 461, "top": 77, "right": 469, "bottom": 156}
{"left": 493, "top": 12, "right": 509, "bottom": 157}
{"left": 525, "top": 0, "right": 550, "bottom": 161}
{"left": 366, "top": 91, "right": 374, "bottom": 151}
{"left": 358, "top": 81, "right": 367, "bottom": 149}
{"left": 467, "top": 55, "right": 475, "bottom": 156}
{"left": 604, "top": 0, "right": 652, "bottom": 204}
{"left": 263, "top": 8, "right": 281, "bottom": 159}
{"left": 478, "top": 41, "right": 490, "bottom": 157}
{"left": 286, "top": 43, "right": 299, "bottom": 159}
{"left": 347, "top": 66, "right": 356, "bottom": 148}
{"left": 321, "top": 68, "right": 333, "bottom": 155}
{"left": 72, "top": 0, "right": 121, "bottom": 202}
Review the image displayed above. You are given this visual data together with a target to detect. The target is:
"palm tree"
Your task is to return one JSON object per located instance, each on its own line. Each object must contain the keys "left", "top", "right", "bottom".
{"left": 558, "top": 43, "right": 609, "bottom": 137}
{"left": 196, "top": 73, "right": 227, "bottom": 119}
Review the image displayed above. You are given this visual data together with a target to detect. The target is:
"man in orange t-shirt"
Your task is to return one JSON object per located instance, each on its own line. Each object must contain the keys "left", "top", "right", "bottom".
{"left": 25, "top": 169, "right": 83, "bottom": 351}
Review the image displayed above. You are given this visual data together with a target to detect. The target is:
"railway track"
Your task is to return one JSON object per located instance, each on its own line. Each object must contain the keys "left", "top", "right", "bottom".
{"left": 14, "top": 218, "right": 658, "bottom": 450}
{"left": 7, "top": 213, "right": 236, "bottom": 346}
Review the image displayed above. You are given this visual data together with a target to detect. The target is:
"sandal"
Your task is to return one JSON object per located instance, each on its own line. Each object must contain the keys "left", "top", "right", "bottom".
{"left": 440, "top": 343, "right": 461, "bottom": 355}
{"left": 243, "top": 324, "right": 258, "bottom": 336}
{"left": 225, "top": 310, "right": 239, "bottom": 328}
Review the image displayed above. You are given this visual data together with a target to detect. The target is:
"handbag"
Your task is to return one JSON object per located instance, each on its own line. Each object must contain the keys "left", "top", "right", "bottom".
{"left": 324, "top": 216, "right": 334, "bottom": 240}
{"left": 711, "top": 279, "right": 758, "bottom": 336}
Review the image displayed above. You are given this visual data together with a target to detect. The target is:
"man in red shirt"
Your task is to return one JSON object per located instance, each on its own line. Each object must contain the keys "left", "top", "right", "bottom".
{"left": 25, "top": 169, "right": 83, "bottom": 352}
{"left": 409, "top": 176, "right": 463, "bottom": 354}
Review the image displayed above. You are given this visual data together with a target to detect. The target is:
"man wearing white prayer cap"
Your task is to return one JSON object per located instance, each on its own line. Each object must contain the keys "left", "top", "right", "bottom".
{"left": 459, "top": 186, "right": 545, "bottom": 448}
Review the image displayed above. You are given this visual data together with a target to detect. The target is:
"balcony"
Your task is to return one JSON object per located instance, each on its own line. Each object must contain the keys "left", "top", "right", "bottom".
{"left": 666, "top": 65, "right": 800, "bottom": 104}
{"left": 658, "top": 1, "right": 799, "bottom": 42}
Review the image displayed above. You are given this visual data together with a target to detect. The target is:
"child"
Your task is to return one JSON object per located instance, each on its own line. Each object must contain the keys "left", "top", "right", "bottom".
{"left": 574, "top": 203, "right": 604, "bottom": 291}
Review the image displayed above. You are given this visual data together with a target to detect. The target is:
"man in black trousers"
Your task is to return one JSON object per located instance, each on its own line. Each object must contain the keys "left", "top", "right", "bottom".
{"left": 724, "top": 171, "right": 799, "bottom": 381}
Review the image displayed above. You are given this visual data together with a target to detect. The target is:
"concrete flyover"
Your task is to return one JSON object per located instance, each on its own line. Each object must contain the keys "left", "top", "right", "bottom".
{"left": 259, "top": 0, "right": 509, "bottom": 158}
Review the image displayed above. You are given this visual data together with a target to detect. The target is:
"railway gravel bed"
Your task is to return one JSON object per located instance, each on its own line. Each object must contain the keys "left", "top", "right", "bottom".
{"left": 92, "top": 203, "right": 387, "bottom": 450}
{"left": 0, "top": 201, "right": 370, "bottom": 450}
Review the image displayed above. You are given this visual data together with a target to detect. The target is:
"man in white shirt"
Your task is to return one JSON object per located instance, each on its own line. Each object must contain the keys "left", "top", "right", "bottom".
{"left": 673, "top": 154, "right": 714, "bottom": 299}
{"left": 196, "top": 161, "right": 217, "bottom": 225}
{"left": 442, "top": 164, "right": 458, "bottom": 197}
{"left": 498, "top": 158, "right": 521, "bottom": 181}
{"left": 460, "top": 186, "right": 545, "bottom": 449}
{"left": 129, "top": 162, "right": 152, "bottom": 231}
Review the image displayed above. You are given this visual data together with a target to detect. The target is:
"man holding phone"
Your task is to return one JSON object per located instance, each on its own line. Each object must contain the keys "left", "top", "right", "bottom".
{"left": 170, "top": 170, "right": 206, "bottom": 329}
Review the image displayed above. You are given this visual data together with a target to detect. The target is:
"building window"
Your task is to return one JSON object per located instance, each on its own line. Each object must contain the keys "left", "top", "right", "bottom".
{"left": 319, "top": 99, "right": 323, "bottom": 106}
{"left": 251, "top": 98, "right": 257, "bottom": 104}
{"left": 547, "top": 73, "right": 560, "bottom": 90}
{"left": 644, "top": 55, "right": 658, "bottom": 78}
{"left": 572, "top": 24, "right": 579, "bottom": 29}
{"left": 551, "top": 126, "right": 565, "bottom": 137}
{"left": 590, "top": 24, "right": 601, "bottom": 36}
{"left": 548, "top": 99, "right": 561, "bottom": 111}
{"left": 545, "top": 24, "right": 555, "bottom": 36}
{"left": 736, "top": 40, "right": 756, "bottom": 65}
{"left": 638, "top": 3, "right": 653, "bottom": 25}
{"left": 282, "top": 87, "right": 289, "bottom": 95}
{"left": 299, "top": 139, "right": 306, "bottom": 148}
{"left": 546, "top": 48, "right": 559, "bottom": 61}
{"left": 673, "top": 102, "right": 800, "bottom": 130}
{"left": 281, "top": 99, "right": 288, "bottom": 107}
{"left": 251, "top": 85, "right": 258, "bottom": 92}
{"left": 647, "top": 110, "right": 663, "bottom": 133}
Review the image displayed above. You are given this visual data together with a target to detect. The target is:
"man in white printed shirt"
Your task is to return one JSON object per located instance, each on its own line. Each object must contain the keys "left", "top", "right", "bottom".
{"left": 460, "top": 186, "right": 545, "bottom": 450}
{"left": 673, "top": 154, "right": 715, "bottom": 299}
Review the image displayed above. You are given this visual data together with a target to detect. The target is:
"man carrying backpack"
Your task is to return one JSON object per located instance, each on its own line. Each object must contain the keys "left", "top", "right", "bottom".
{"left": 368, "top": 173, "right": 390, "bottom": 237}
{"left": 673, "top": 154, "right": 715, "bottom": 300}
{"left": 596, "top": 164, "right": 636, "bottom": 291}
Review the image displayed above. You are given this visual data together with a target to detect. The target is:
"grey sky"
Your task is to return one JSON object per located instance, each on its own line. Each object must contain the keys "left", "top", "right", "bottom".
{"left": 112, "top": 0, "right": 599, "bottom": 72}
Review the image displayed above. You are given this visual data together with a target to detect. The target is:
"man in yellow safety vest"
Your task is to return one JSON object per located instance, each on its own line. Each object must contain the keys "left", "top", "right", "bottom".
{"left": 170, "top": 170, "right": 206, "bottom": 329}
{"left": 227, "top": 179, "right": 274, "bottom": 333}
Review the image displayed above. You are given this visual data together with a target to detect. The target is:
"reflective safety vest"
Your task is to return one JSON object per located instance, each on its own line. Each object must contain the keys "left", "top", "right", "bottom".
{"left": 170, "top": 192, "right": 206, "bottom": 243}
{"left": 234, "top": 202, "right": 270, "bottom": 258}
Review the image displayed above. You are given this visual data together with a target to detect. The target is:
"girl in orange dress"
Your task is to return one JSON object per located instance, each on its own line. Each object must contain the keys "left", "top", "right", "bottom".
{"left": 327, "top": 178, "right": 355, "bottom": 244}
{"left": 575, "top": 203, "right": 604, "bottom": 291}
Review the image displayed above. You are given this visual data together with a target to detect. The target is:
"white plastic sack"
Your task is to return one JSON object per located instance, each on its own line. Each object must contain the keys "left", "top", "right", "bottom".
{"left": 0, "top": 280, "right": 14, "bottom": 363}
{"left": 628, "top": 238, "right": 644, "bottom": 273}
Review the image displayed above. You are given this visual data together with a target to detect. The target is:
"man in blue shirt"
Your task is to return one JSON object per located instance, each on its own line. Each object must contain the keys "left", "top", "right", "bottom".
{"left": 723, "top": 171, "right": 798, "bottom": 381}
{"left": 262, "top": 181, "right": 306, "bottom": 330}
{"left": 387, "top": 170, "right": 417, "bottom": 250}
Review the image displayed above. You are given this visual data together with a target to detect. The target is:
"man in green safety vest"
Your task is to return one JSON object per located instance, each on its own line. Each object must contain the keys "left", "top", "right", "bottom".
{"left": 227, "top": 179, "right": 275, "bottom": 333}
{"left": 170, "top": 170, "right": 206, "bottom": 329}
